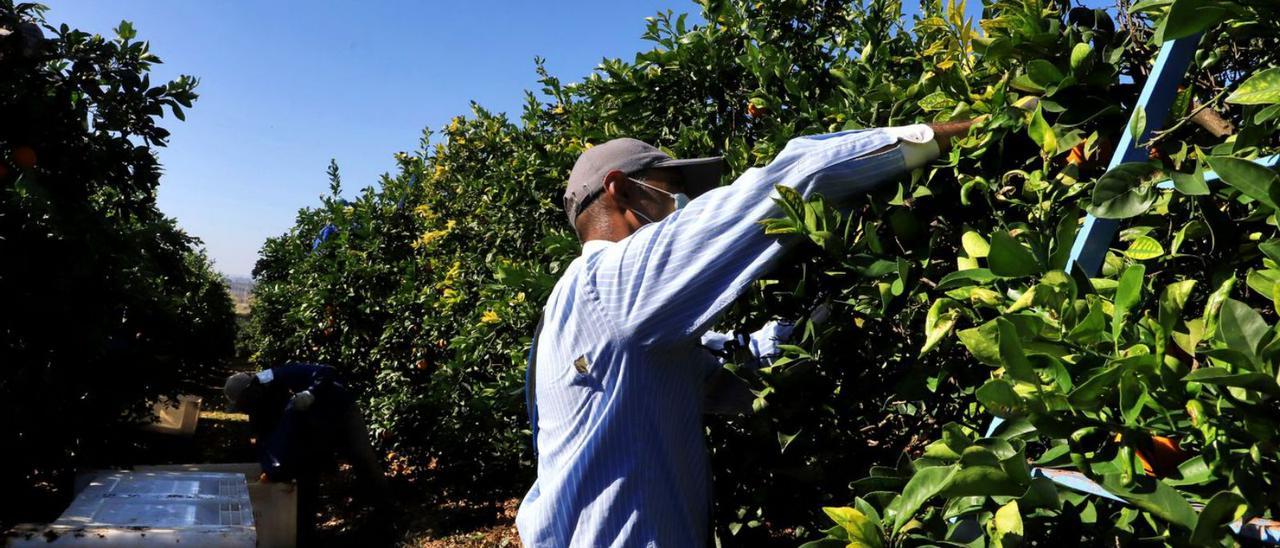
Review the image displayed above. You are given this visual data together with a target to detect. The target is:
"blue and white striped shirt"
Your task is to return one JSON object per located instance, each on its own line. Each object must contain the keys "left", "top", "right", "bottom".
{"left": 517, "top": 126, "right": 934, "bottom": 547}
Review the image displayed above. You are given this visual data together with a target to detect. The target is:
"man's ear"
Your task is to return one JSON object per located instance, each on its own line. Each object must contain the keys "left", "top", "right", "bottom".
{"left": 602, "top": 170, "right": 632, "bottom": 209}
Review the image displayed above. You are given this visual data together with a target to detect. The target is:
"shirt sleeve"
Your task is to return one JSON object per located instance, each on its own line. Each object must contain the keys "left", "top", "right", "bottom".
{"left": 584, "top": 126, "right": 931, "bottom": 347}
{"left": 272, "top": 362, "right": 339, "bottom": 402}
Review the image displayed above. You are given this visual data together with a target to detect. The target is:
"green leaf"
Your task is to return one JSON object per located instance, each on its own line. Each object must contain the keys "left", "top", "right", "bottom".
{"left": 888, "top": 465, "right": 955, "bottom": 533}
{"left": 1012, "top": 60, "right": 1065, "bottom": 93}
{"left": 1118, "top": 371, "right": 1145, "bottom": 424}
{"left": 1168, "top": 161, "right": 1209, "bottom": 196}
{"left": 1089, "top": 163, "right": 1158, "bottom": 219}
{"left": 1227, "top": 67, "right": 1280, "bottom": 106}
{"left": 977, "top": 379, "right": 1028, "bottom": 418}
{"left": 941, "top": 423, "right": 974, "bottom": 455}
{"left": 938, "top": 268, "right": 999, "bottom": 290}
{"left": 1184, "top": 367, "right": 1279, "bottom": 394}
{"left": 1123, "top": 235, "right": 1164, "bottom": 260}
{"left": 1218, "top": 298, "right": 1268, "bottom": 361}
{"left": 962, "top": 230, "right": 991, "bottom": 258}
{"left": 797, "top": 540, "right": 846, "bottom": 548}
{"left": 1155, "top": 0, "right": 1227, "bottom": 43}
{"left": 1027, "top": 60, "right": 1065, "bottom": 87}
{"left": 997, "top": 317, "right": 1037, "bottom": 383}
{"left": 959, "top": 320, "right": 1001, "bottom": 366}
{"left": 1159, "top": 280, "right": 1197, "bottom": 337}
{"left": 1165, "top": 455, "right": 1213, "bottom": 486}
{"left": 115, "top": 20, "right": 137, "bottom": 41}
{"left": 919, "top": 91, "right": 958, "bottom": 112}
{"left": 921, "top": 298, "right": 961, "bottom": 356}
{"left": 941, "top": 465, "right": 1025, "bottom": 498}
{"left": 989, "top": 231, "right": 1041, "bottom": 278}
{"left": 1028, "top": 105, "right": 1058, "bottom": 157}
{"left": 1068, "top": 300, "right": 1107, "bottom": 345}
{"left": 1101, "top": 475, "right": 1198, "bottom": 530}
{"left": 989, "top": 501, "right": 1024, "bottom": 548}
{"left": 1068, "top": 364, "right": 1122, "bottom": 409}
{"left": 1246, "top": 269, "right": 1279, "bottom": 301}
{"left": 1018, "top": 477, "right": 1061, "bottom": 511}
{"left": 1204, "top": 156, "right": 1280, "bottom": 209}
{"left": 1260, "top": 240, "right": 1280, "bottom": 263}
{"left": 1129, "top": 105, "right": 1147, "bottom": 144}
{"left": 1203, "top": 276, "right": 1236, "bottom": 336}
{"left": 1113, "top": 264, "right": 1146, "bottom": 342}
{"left": 1190, "top": 491, "right": 1248, "bottom": 546}
{"left": 822, "top": 507, "right": 884, "bottom": 548}
{"left": 1070, "top": 43, "right": 1093, "bottom": 73}
{"left": 778, "top": 429, "right": 800, "bottom": 453}
{"left": 1255, "top": 104, "right": 1280, "bottom": 124}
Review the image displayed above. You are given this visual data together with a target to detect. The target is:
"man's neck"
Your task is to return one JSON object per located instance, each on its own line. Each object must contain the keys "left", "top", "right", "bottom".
{"left": 579, "top": 218, "right": 636, "bottom": 243}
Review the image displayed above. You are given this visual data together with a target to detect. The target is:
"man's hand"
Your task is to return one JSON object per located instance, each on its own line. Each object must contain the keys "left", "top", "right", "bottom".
{"left": 290, "top": 390, "right": 315, "bottom": 411}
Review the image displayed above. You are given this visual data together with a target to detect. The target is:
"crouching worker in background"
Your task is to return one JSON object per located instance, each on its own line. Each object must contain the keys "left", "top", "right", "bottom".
{"left": 224, "top": 362, "right": 391, "bottom": 545}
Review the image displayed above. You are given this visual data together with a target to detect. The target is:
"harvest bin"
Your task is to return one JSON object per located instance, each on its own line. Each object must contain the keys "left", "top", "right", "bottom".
{"left": 4, "top": 470, "right": 255, "bottom": 547}
{"left": 4, "top": 464, "right": 296, "bottom": 547}
{"left": 134, "top": 463, "right": 298, "bottom": 547}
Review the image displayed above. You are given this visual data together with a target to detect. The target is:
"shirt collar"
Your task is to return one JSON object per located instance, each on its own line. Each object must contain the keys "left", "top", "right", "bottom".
{"left": 581, "top": 239, "right": 612, "bottom": 255}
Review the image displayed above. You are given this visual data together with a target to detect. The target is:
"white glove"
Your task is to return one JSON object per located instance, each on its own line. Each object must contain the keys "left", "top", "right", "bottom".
{"left": 290, "top": 390, "right": 315, "bottom": 411}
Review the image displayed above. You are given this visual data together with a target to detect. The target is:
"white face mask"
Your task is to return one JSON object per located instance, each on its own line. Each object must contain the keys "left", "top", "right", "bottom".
{"left": 628, "top": 177, "right": 689, "bottom": 224}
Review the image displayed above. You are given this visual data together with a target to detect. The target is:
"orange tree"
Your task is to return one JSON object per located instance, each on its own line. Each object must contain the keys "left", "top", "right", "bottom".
{"left": 0, "top": 1, "right": 235, "bottom": 525}
{"left": 250, "top": 0, "right": 1280, "bottom": 544}
{"left": 800, "top": 0, "right": 1280, "bottom": 546}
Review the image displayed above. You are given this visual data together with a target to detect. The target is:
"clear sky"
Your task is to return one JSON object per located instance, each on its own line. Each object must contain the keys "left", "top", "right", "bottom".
{"left": 49, "top": 1, "right": 715, "bottom": 277}
{"left": 48, "top": 1, "right": 1107, "bottom": 277}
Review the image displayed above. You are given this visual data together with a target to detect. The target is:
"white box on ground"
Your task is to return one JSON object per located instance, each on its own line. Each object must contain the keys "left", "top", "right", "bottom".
{"left": 5, "top": 471, "right": 255, "bottom": 547}
{"left": 140, "top": 394, "right": 202, "bottom": 436}
{"left": 134, "top": 463, "right": 297, "bottom": 548}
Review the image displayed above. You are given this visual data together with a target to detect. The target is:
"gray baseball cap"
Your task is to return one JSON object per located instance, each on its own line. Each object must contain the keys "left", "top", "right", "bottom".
{"left": 223, "top": 372, "right": 255, "bottom": 411}
{"left": 563, "top": 138, "right": 724, "bottom": 226}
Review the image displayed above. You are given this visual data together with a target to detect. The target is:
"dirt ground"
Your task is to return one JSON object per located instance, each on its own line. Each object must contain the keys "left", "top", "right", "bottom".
{"left": 195, "top": 404, "right": 523, "bottom": 547}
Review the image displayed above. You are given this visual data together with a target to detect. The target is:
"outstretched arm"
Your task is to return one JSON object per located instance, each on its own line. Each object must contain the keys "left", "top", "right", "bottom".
{"left": 586, "top": 122, "right": 972, "bottom": 348}
{"left": 269, "top": 362, "right": 339, "bottom": 411}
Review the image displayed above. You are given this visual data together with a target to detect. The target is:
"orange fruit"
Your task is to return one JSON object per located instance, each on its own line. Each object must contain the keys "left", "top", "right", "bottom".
{"left": 1136, "top": 435, "right": 1187, "bottom": 477}
{"left": 1113, "top": 433, "right": 1188, "bottom": 478}
{"left": 1066, "top": 144, "right": 1086, "bottom": 166}
{"left": 747, "top": 104, "right": 765, "bottom": 118}
{"left": 12, "top": 146, "right": 36, "bottom": 169}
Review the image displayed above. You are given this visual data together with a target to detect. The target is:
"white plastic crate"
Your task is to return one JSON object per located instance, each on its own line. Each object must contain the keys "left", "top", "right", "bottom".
{"left": 5, "top": 471, "right": 256, "bottom": 547}
{"left": 139, "top": 394, "right": 202, "bottom": 436}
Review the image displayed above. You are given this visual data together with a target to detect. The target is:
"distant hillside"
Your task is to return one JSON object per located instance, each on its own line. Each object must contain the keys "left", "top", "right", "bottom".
{"left": 224, "top": 275, "right": 255, "bottom": 315}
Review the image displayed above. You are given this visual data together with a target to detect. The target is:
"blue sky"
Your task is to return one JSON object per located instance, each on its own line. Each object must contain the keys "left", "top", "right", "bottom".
{"left": 50, "top": 1, "right": 717, "bottom": 277}
{"left": 49, "top": 1, "right": 1106, "bottom": 277}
